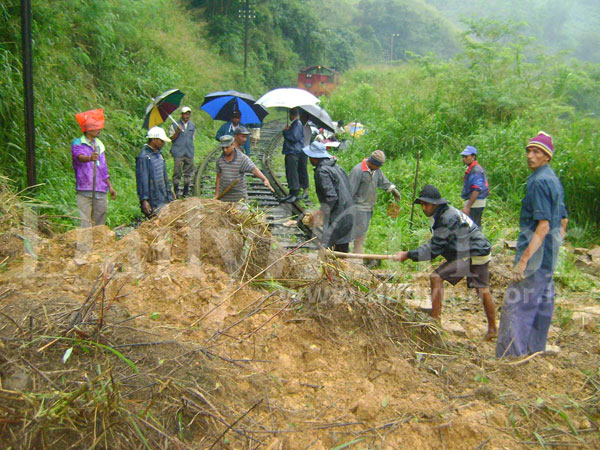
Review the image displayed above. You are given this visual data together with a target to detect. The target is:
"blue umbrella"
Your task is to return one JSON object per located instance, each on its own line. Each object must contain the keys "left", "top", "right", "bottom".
{"left": 200, "top": 90, "right": 269, "bottom": 124}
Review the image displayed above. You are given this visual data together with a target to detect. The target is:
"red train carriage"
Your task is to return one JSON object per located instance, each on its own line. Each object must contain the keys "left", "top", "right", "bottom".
{"left": 297, "top": 65, "right": 339, "bottom": 97}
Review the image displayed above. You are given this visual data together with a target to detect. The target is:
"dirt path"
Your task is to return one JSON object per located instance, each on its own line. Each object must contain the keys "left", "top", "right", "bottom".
{"left": 1, "top": 198, "right": 598, "bottom": 448}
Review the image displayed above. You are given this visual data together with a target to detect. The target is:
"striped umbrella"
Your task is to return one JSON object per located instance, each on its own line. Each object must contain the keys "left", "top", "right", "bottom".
{"left": 143, "top": 89, "right": 185, "bottom": 129}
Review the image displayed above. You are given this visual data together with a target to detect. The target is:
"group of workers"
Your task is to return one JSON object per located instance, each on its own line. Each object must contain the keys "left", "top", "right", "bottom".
{"left": 71, "top": 106, "right": 567, "bottom": 359}
{"left": 298, "top": 124, "right": 567, "bottom": 358}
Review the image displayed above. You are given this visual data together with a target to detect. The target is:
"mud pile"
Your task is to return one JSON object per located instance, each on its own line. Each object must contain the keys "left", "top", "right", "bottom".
{"left": 1, "top": 197, "right": 599, "bottom": 448}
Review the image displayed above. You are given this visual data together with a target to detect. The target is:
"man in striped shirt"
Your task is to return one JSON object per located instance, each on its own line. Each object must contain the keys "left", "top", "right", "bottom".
{"left": 214, "top": 135, "right": 272, "bottom": 202}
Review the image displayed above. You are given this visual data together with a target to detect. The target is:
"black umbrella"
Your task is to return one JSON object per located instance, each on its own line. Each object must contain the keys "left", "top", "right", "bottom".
{"left": 298, "top": 103, "right": 336, "bottom": 132}
{"left": 200, "top": 90, "right": 269, "bottom": 124}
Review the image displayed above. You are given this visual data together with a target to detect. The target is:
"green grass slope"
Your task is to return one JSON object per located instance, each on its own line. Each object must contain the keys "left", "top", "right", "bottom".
{"left": 0, "top": 0, "right": 253, "bottom": 227}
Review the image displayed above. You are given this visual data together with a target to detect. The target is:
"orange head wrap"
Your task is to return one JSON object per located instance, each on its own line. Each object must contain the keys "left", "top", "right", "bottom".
{"left": 75, "top": 108, "right": 105, "bottom": 132}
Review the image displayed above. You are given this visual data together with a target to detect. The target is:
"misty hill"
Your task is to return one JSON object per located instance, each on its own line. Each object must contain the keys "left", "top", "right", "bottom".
{"left": 425, "top": 0, "right": 600, "bottom": 62}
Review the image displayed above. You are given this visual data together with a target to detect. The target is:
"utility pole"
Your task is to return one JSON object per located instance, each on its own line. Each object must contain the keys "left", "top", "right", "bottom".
{"left": 21, "top": 0, "right": 36, "bottom": 187}
{"left": 390, "top": 33, "right": 400, "bottom": 63}
{"left": 238, "top": 0, "right": 255, "bottom": 81}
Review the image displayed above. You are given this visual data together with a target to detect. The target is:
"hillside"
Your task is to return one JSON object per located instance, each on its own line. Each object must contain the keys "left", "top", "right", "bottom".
{"left": 425, "top": 0, "right": 600, "bottom": 62}
{"left": 0, "top": 0, "right": 246, "bottom": 227}
{"left": 1, "top": 0, "right": 600, "bottom": 447}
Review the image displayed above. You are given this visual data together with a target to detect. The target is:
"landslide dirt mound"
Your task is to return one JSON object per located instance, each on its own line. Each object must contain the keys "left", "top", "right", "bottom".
{"left": 1, "top": 197, "right": 599, "bottom": 449}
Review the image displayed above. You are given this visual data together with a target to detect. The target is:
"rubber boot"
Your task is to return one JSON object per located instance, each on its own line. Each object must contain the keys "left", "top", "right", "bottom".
{"left": 173, "top": 184, "right": 180, "bottom": 199}
{"left": 182, "top": 185, "right": 190, "bottom": 198}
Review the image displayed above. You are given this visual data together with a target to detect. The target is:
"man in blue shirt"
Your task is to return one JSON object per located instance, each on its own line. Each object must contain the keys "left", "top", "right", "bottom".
{"left": 136, "top": 127, "right": 175, "bottom": 218}
{"left": 216, "top": 111, "right": 251, "bottom": 155}
{"left": 496, "top": 132, "right": 568, "bottom": 358}
{"left": 460, "top": 146, "right": 489, "bottom": 227}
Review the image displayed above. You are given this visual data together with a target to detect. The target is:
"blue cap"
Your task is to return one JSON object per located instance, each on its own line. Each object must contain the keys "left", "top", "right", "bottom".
{"left": 461, "top": 146, "right": 477, "bottom": 156}
{"left": 302, "top": 141, "right": 332, "bottom": 159}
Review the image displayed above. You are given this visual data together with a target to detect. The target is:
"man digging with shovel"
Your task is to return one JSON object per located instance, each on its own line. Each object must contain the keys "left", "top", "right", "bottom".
{"left": 393, "top": 184, "right": 497, "bottom": 340}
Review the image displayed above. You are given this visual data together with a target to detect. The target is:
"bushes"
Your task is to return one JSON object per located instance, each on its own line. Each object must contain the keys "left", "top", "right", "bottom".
{"left": 0, "top": 0, "right": 240, "bottom": 228}
{"left": 326, "top": 21, "right": 599, "bottom": 246}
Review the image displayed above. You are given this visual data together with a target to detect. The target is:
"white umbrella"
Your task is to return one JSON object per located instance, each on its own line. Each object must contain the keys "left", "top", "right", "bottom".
{"left": 256, "top": 88, "right": 320, "bottom": 109}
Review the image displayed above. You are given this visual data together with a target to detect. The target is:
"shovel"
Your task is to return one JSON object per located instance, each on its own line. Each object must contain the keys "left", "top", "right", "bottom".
{"left": 329, "top": 250, "right": 397, "bottom": 260}
{"left": 387, "top": 201, "right": 401, "bottom": 219}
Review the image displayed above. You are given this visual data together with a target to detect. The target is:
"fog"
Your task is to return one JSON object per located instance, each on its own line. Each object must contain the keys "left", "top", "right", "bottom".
{"left": 425, "top": 0, "right": 600, "bottom": 62}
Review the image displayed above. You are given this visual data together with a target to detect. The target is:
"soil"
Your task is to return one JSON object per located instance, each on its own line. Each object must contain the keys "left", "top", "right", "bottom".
{"left": 1, "top": 197, "right": 599, "bottom": 449}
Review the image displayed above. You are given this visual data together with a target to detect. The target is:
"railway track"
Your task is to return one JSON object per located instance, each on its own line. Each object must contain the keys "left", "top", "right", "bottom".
{"left": 193, "top": 120, "right": 318, "bottom": 249}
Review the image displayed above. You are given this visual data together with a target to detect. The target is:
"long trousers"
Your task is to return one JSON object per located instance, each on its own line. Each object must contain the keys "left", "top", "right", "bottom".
{"left": 77, "top": 193, "right": 107, "bottom": 228}
{"left": 284, "top": 154, "right": 300, "bottom": 195}
{"left": 173, "top": 156, "right": 194, "bottom": 186}
{"left": 298, "top": 152, "right": 309, "bottom": 190}
{"left": 496, "top": 269, "right": 555, "bottom": 358}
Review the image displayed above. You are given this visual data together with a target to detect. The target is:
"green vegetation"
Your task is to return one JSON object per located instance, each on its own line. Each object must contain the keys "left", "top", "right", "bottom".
{"left": 0, "top": 1, "right": 598, "bottom": 251}
{"left": 325, "top": 20, "right": 600, "bottom": 251}
{"left": 194, "top": 0, "right": 463, "bottom": 73}
{"left": 0, "top": 0, "right": 242, "bottom": 228}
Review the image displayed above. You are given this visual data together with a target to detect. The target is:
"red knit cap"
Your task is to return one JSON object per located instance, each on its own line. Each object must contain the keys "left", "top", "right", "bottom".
{"left": 75, "top": 108, "right": 105, "bottom": 132}
{"left": 527, "top": 131, "right": 554, "bottom": 159}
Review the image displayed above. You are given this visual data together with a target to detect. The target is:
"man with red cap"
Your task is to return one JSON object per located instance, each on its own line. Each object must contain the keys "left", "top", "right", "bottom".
{"left": 496, "top": 131, "right": 568, "bottom": 358}
{"left": 71, "top": 108, "right": 117, "bottom": 227}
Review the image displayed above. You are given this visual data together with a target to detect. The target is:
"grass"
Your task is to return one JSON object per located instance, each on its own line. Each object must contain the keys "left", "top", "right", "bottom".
{"left": 0, "top": 0, "right": 254, "bottom": 231}
{"left": 322, "top": 22, "right": 600, "bottom": 247}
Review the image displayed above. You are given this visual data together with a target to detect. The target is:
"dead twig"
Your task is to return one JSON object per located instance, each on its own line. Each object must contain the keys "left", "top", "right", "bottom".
{"left": 208, "top": 399, "right": 263, "bottom": 449}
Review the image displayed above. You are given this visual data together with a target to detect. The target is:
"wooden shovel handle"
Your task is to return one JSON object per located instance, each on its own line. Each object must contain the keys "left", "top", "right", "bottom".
{"left": 330, "top": 250, "right": 397, "bottom": 260}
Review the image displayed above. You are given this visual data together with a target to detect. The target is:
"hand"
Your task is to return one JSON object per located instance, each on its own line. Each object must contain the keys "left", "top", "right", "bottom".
{"left": 90, "top": 152, "right": 99, "bottom": 162}
{"left": 301, "top": 212, "right": 313, "bottom": 226}
{"left": 109, "top": 186, "right": 117, "bottom": 200}
{"left": 511, "top": 260, "right": 526, "bottom": 282}
{"left": 263, "top": 179, "right": 274, "bottom": 191}
{"left": 141, "top": 200, "right": 152, "bottom": 216}
{"left": 393, "top": 251, "right": 409, "bottom": 262}
{"left": 462, "top": 206, "right": 471, "bottom": 215}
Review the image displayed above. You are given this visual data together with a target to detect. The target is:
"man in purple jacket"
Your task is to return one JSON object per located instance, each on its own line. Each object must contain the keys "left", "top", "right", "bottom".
{"left": 72, "top": 108, "right": 117, "bottom": 227}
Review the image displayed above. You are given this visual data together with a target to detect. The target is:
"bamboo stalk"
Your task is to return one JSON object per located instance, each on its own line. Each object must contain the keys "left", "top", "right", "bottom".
{"left": 216, "top": 179, "right": 239, "bottom": 200}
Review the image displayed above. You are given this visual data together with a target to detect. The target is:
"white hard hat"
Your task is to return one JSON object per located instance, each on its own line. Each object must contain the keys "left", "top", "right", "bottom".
{"left": 146, "top": 126, "right": 171, "bottom": 142}
{"left": 181, "top": 106, "right": 192, "bottom": 113}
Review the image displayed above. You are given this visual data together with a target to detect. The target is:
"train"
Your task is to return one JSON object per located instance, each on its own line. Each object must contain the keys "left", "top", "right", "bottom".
{"left": 297, "top": 65, "right": 339, "bottom": 97}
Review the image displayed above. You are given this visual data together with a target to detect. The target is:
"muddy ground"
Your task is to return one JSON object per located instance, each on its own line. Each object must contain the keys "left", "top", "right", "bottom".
{"left": 1, "top": 198, "right": 599, "bottom": 449}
